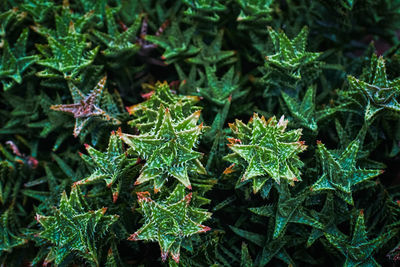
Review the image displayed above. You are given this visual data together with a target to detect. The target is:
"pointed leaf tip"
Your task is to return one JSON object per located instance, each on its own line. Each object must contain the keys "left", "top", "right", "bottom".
{"left": 117, "top": 127, "right": 123, "bottom": 137}
{"left": 171, "top": 252, "right": 180, "bottom": 263}
{"left": 137, "top": 191, "right": 151, "bottom": 202}
{"left": 198, "top": 225, "right": 211, "bottom": 233}
{"left": 185, "top": 193, "right": 192, "bottom": 204}
{"left": 112, "top": 192, "right": 118, "bottom": 203}
{"left": 101, "top": 207, "right": 108, "bottom": 214}
{"left": 127, "top": 232, "right": 139, "bottom": 241}
{"left": 223, "top": 163, "right": 236, "bottom": 175}
{"left": 161, "top": 250, "right": 168, "bottom": 261}
{"left": 35, "top": 213, "right": 42, "bottom": 222}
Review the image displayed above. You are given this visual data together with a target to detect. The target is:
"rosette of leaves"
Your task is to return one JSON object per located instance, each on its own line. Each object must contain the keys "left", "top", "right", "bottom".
{"left": 35, "top": 186, "right": 119, "bottom": 266}
{"left": 250, "top": 182, "right": 323, "bottom": 239}
{"left": 236, "top": 0, "right": 273, "bottom": 32}
{"left": 324, "top": 210, "right": 397, "bottom": 266}
{"left": 31, "top": 1, "right": 94, "bottom": 38}
{"left": 0, "top": 8, "right": 27, "bottom": 42}
{"left": 264, "top": 26, "right": 322, "bottom": 92}
{"left": 311, "top": 140, "right": 382, "bottom": 205}
{"left": 73, "top": 131, "right": 138, "bottom": 203}
{"left": 127, "top": 185, "right": 211, "bottom": 263}
{"left": 145, "top": 21, "right": 200, "bottom": 64}
{"left": 224, "top": 114, "right": 307, "bottom": 193}
{"left": 347, "top": 53, "right": 400, "bottom": 122}
{"left": 20, "top": 0, "right": 54, "bottom": 23}
{"left": 186, "top": 30, "right": 237, "bottom": 67}
{"left": 181, "top": 0, "right": 226, "bottom": 23}
{"left": 120, "top": 106, "right": 206, "bottom": 192}
{"left": 0, "top": 28, "right": 39, "bottom": 90}
{"left": 281, "top": 86, "right": 347, "bottom": 132}
{"left": 91, "top": 7, "right": 142, "bottom": 58}
{"left": 198, "top": 66, "right": 248, "bottom": 113}
{"left": 50, "top": 75, "right": 121, "bottom": 138}
{"left": 126, "top": 81, "right": 200, "bottom": 132}
{"left": 35, "top": 18, "right": 99, "bottom": 81}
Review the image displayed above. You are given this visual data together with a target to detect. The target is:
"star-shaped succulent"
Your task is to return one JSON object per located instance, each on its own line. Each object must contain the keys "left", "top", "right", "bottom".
{"left": 198, "top": 65, "right": 242, "bottom": 107}
{"left": 282, "top": 86, "right": 347, "bottom": 132}
{"left": 325, "top": 210, "right": 396, "bottom": 266}
{"left": 120, "top": 106, "right": 206, "bottom": 192}
{"left": 127, "top": 81, "right": 200, "bottom": 132}
{"left": 50, "top": 75, "right": 120, "bottom": 137}
{"left": 30, "top": 0, "right": 94, "bottom": 38}
{"left": 92, "top": 7, "right": 142, "bottom": 57}
{"left": 35, "top": 186, "right": 119, "bottom": 266}
{"left": 127, "top": 185, "right": 211, "bottom": 263}
{"left": 145, "top": 21, "right": 200, "bottom": 64}
{"left": 236, "top": 0, "right": 273, "bottom": 30}
{"left": 186, "top": 30, "right": 237, "bottom": 67}
{"left": 224, "top": 114, "right": 307, "bottom": 193}
{"left": 311, "top": 140, "right": 383, "bottom": 205}
{"left": 347, "top": 53, "right": 400, "bottom": 122}
{"left": 306, "top": 193, "right": 349, "bottom": 247}
{"left": 181, "top": 0, "right": 226, "bottom": 12}
{"left": 35, "top": 20, "right": 99, "bottom": 81}
{"left": 229, "top": 224, "right": 295, "bottom": 265}
{"left": 20, "top": 0, "right": 54, "bottom": 23}
{"left": 73, "top": 131, "right": 138, "bottom": 202}
{"left": 0, "top": 28, "right": 39, "bottom": 90}
{"left": 250, "top": 183, "right": 323, "bottom": 239}
{"left": 182, "top": 0, "right": 226, "bottom": 22}
{"left": 264, "top": 26, "right": 322, "bottom": 87}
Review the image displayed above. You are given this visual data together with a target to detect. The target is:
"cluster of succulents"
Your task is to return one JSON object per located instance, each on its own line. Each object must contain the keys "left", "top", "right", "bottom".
{"left": 1, "top": 1, "right": 400, "bottom": 266}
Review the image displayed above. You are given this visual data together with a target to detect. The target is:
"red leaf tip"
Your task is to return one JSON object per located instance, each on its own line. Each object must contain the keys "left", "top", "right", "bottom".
{"left": 112, "top": 192, "right": 119, "bottom": 203}
{"left": 127, "top": 232, "right": 139, "bottom": 241}
{"left": 199, "top": 225, "right": 211, "bottom": 233}
{"left": 137, "top": 191, "right": 151, "bottom": 202}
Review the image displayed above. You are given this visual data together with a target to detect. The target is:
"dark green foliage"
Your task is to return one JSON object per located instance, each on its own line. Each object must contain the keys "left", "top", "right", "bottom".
{"left": 263, "top": 26, "right": 322, "bottom": 92}
{"left": 126, "top": 81, "right": 201, "bottom": 132}
{"left": 92, "top": 7, "right": 142, "bottom": 58}
{"left": 311, "top": 140, "right": 382, "bottom": 205}
{"left": 224, "top": 114, "right": 307, "bottom": 193}
{"left": 35, "top": 186, "right": 119, "bottom": 266}
{"left": 128, "top": 185, "right": 211, "bottom": 263}
{"left": 0, "top": 28, "right": 39, "bottom": 90}
{"left": 1, "top": 0, "right": 400, "bottom": 266}
{"left": 120, "top": 106, "right": 206, "bottom": 192}
{"left": 324, "top": 210, "right": 397, "bottom": 266}
{"left": 73, "top": 131, "right": 138, "bottom": 203}
{"left": 347, "top": 53, "right": 400, "bottom": 122}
